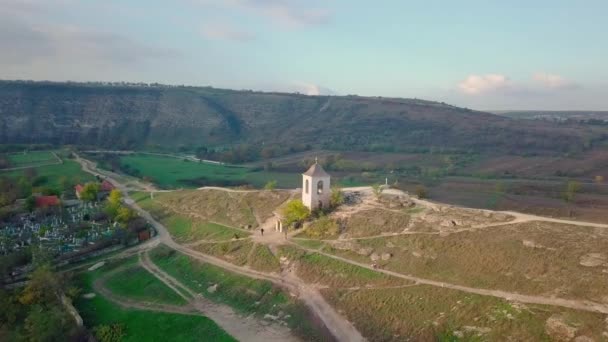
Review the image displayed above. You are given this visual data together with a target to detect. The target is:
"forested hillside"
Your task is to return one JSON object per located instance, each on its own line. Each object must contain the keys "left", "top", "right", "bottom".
{"left": 1, "top": 81, "right": 606, "bottom": 157}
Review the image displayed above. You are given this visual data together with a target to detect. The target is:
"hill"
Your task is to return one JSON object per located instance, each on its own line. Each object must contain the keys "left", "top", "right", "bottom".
{"left": 0, "top": 81, "right": 607, "bottom": 156}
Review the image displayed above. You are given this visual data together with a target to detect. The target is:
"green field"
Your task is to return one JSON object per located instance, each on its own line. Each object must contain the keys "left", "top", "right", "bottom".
{"left": 149, "top": 245, "right": 327, "bottom": 340}
{"left": 114, "top": 154, "right": 300, "bottom": 189}
{"left": 75, "top": 257, "right": 235, "bottom": 342}
{"left": 7, "top": 151, "right": 59, "bottom": 168}
{"left": 4, "top": 159, "right": 95, "bottom": 189}
{"left": 104, "top": 265, "right": 189, "bottom": 305}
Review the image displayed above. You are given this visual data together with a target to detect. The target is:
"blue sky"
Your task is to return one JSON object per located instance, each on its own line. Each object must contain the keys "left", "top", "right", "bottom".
{"left": 1, "top": 0, "right": 607, "bottom": 110}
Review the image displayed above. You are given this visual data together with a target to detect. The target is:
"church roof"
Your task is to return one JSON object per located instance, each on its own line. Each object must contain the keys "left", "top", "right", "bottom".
{"left": 302, "top": 162, "right": 330, "bottom": 178}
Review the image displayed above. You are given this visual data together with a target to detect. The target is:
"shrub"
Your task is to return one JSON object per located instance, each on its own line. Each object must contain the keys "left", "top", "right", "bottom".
{"left": 93, "top": 324, "right": 125, "bottom": 342}
{"left": 305, "top": 217, "right": 340, "bottom": 239}
{"left": 281, "top": 200, "right": 310, "bottom": 227}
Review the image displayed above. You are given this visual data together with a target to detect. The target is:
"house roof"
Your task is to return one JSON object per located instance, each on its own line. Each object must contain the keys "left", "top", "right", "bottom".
{"left": 35, "top": 196, "right": 60, "bottom": 207}
{"left": 100, "top": 180, "right": 115, "bottom": 192}
{"left": 302, "top": 162, "right": 330, "bottom": 178}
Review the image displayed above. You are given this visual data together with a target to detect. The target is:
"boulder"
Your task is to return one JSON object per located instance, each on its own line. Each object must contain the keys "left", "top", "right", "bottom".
{"left": 357, "top": 247, "right": 373, "bottom": 256}
{"left": 579, "top": 253, "right": 606, "bottom": 267}
{"left": 370, "top": 253, "right": 380, "bottom": 261}
{"left": 381, "top": 253, "right": 392, "bottom": 261}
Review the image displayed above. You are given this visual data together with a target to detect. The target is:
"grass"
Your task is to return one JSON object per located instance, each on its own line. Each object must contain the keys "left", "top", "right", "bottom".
{"left": 341, "top": 208, "right": 411, "bottom": 238}
{"left": 148, "top": 245, "right": 328, "bottom": 340}
{"left": 74, "top": 256, "right": 235, "bottom": 342}
{"left": 323, "top": 284, "right": 607, "bottom": 342}
{"left": 136, "top": 189, "right": 290, "bottom": 231}
{"left": 248, "top": 244, "right": 281, "bottom": 273}
{"left": 7, "top": 150, "right": 58, "bottom": 168}
{"left": 104, "top": 265, "right": 188, "bottom": 305}
{"left": 322, "top": 221, "right": 608, "bottom": 303}
{"left": 133, "top": 190, "right": 254, "bottom": 243}
{"left": 277, "top": 245, "right": 407, "bottom": 288}
{"left": 4, "top": 160, "right": 95, "bottom": 189}
{"left": 192, "top": 240, "right": 254, "bottom": 266}
{"left": 116, "top": 154, "right": 298, "bottom": 189}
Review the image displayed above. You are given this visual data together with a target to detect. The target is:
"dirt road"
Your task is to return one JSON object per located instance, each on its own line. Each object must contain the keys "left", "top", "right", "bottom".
{"left": 75, "top": 154, "right": 366, "bottom": 342}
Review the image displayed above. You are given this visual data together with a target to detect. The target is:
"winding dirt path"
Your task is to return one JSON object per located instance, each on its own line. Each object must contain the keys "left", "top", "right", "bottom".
{"left": 74, "top": 155, "right": 608, "bottom": 341}
{"left": 139, "top": 252, "right": 298, "bottom": 342}
{"left": 292, "top": 242, "right": 608, "bottom": 315}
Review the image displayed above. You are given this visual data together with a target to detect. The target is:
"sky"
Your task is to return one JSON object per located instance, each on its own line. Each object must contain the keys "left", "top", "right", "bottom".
{"left": 1, "top": 0, "right": 607, "bottom": 110}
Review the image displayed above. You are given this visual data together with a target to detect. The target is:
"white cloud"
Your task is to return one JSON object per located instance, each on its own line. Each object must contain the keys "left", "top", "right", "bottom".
{"left": 532, "top": 72, "right": 575, "bottom": 89}
{"left": 193, "top": 0, "right": 331, "bottom": 28}
{"left": 201, "top": 24, "right": 254, "bottom": 42}
{"left": 458, "top": 74, "right": 510, "bottom": 95}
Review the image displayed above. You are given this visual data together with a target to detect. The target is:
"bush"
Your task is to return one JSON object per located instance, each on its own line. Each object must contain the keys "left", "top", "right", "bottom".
{"left": 281, "top": 200, "right": 310, "bottom": 228}
{"left": 264, "top": 180, "right": 277, "bottom": 190}
{"left": 93, "top": 323, "right": 125, "bottom": 342}
{"left": 415, "top": 185, "right": 428, "bottom": 199}
{"left": 305, "top": 217, "right": 340, "bottom": 238}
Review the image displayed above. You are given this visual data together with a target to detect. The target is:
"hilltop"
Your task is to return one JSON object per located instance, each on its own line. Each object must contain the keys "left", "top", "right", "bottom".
{"left": 1, "top": 80, "right": 606, "bottom": 156}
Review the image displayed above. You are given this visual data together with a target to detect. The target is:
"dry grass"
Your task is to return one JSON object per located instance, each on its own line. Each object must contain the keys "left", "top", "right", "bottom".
{"left": 148, "top": 189, "right": 291, "bottom": 229}
{"left": 341, "top": 208, "right": 411, "bottom": 237}
{"left": 248, "top": 244, "right": 281, "bottom": 273}
{"left": 192, "top": 240, "right": 254, "bottom": 266}
{"left": 277, "top": 245, "right": 409, "bottom": 288}
{"left": 323, "top": 284, "right": 607, "bottom": 342}
{"left": 324, "top": 221, "right": 608, "bottom": 303}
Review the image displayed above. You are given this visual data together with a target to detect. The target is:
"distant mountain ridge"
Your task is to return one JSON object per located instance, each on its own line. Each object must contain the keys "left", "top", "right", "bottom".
{"left": 0, "top": 80, "right": 606, "bottom": 155}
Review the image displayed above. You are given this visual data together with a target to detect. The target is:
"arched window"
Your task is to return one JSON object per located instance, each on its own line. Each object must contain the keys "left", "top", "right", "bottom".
{"left": 305, "top": 179, "right": 309, "bottom": 194}
{"left": 317, "top": 180, "right": 324, "bottom": 194}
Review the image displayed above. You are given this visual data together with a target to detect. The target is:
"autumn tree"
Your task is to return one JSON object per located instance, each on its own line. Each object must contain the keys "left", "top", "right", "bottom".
{"left": 80, "top": 183, "right": 100, "bottom": 202}
{"left": 281, "top": 200, "right": 310, "bottom": 227}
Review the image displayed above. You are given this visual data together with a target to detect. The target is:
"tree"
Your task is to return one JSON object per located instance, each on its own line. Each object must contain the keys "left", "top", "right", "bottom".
{"left": 107, "top": 189, "right": 123, "bottom": 207}
{"left": 19, "top": 265, "right": 61, "bottom": 306}
{"left": 264, "top": 180, "right": 277, "bottom": 190}
{"left": 115, "top": 206, "right": 136, "bottom": 224}
{"left": 80, "top": 183, "right": 100, "bottom": 202}
{"left": 563, "top": 180, "right": 582, "bottom": 202}
{"left": 24, "top": 305, "right": 71, "bottom": 342}
{"left": 24, "top": 195, "right": 36, "bottom": 212}
{"left": 330, "top": 186, "right": 344, "bottom": 208}
{"left": 281, "top": 200, "right": 310, "bottom": 227}
{"left": 415, "top": 185, "right": 428, "bottom": 199}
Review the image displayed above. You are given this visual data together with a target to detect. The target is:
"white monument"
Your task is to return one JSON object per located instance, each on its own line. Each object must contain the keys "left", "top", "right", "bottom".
{"left": 302, "top": 158, "right": 331, "bottom": 210}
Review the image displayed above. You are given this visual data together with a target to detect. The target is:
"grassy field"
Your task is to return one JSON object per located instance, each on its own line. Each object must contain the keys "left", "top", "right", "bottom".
{"left": 6, "top": 150, "right": 59, "bottom": 168}
{"left": 74, "top": 256, "right": 235, "bottom": 342}
{"left": 3, "top": 159, "right": 95, "bottom": 189}
{"left": 192, "top": 240, "right": 254, "bottom": 266}
{"left": 248, "top": 244, "right": 281, "bottom": 273}
{"left": 321, "top": 221, "right": 608, "bottom": 303}
{"left": 323, "top": 284, "right": 607, "bottom": 342}
{"left": 148, "top": 245, "right": 328, "bottom": 340}
{"left": 342, "top": 208, "right": 411, "bottom": 237}
{"left": 104, "top": 265, "right": 189, "bottom": 305}
{"left": 116, "top": 154, "right": 300, "bottom": 189}
{"left": 278, "top": 245, "right": 408, "bottom": 288}
{"left": 134, "top": 189, "right": 291, "bottom": 231}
